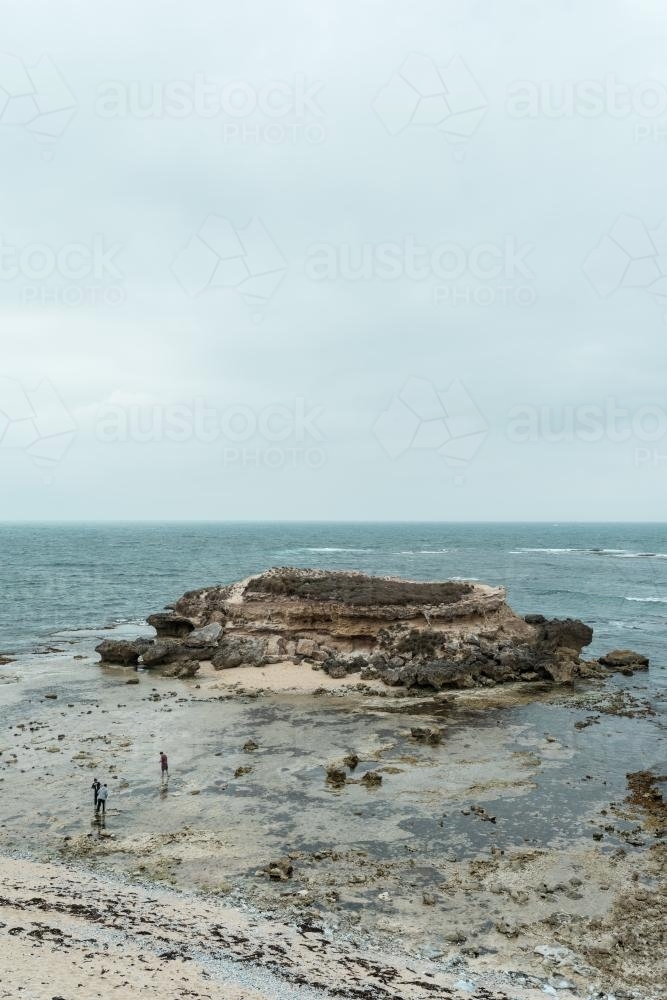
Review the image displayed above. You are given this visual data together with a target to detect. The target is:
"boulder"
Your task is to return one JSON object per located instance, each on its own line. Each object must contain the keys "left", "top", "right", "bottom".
{"left": 160, "top": 659, "right": 200, "bottom": 679}
{"left": 296, "top": 638, "right": 318, "bottom": 657}
{"left": 599, "top": 649, "right": 650, "bottom": 670}
{"left": 265, "top": 636, "right": 283, "bottom": 657}
{"left": 184, "top": 623, "right": 224, "bottom": 648}
{"left": 95, "top": 638, "right": 151, "bottom": 666}
{"left": 142, "top": 640, "right": 188, "bottom": 667}
{"left": 540, "top": 653, "right": 578, "bottom": 684}
{"left": 322, "top": 659, "right": 348, "bottom": 679}
{"left": 322, "top": 654, "right": 368, "bottom": 678}
{"left": 212, "top": 637, "right": 266, "bottom": 669}
{"left": 146, "top": 612, "right": 195, "bottom": 638}
{"left": 535, "top": 618, "right": 593, "bottom": 654}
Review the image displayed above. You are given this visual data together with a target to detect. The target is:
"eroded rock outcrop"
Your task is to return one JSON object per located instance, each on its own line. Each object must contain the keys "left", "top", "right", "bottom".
{"left": 100, "top": 568, "right": 649, "bottom": 689}
{"left": 95, "top": 638, "right": 151, "bottom": 666}
{"left": 146, "top": 612, "right": 196, "bottom": 639}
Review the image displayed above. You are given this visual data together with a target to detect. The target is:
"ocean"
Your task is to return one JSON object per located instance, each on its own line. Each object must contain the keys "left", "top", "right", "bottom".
{"left": 1, "top": 522, "right": 666, "bottom": 693}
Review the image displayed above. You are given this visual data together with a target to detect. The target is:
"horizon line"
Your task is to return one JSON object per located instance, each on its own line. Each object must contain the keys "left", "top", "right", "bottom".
{"left": 1, "top": 519, "right": 666, "bottom": 526}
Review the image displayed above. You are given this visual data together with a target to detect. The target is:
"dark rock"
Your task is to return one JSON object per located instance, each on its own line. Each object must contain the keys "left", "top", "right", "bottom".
{"left": 243, "top": 739, "right": 258, "bottom": 752}
{"left": 322, "top": 659, "right": 348, "bottom": 679}
{"left": 142, "top": 640, "right": 187, "bottom": 667}
{"left": 146, "top": 612, "right": 195, "bottom": 639}
{"left": 390, "top": 660, "right": 477, "bottom": 690}
{"left": 343, "top": 752, "right": 359, "bottom": 770}
{"left": 535, "top": 618, "right": 593, "bottom": 654}
{"left": 599, "top": 649, "right": 650, "bottom": 670}
{"left": 95, "top": 638, "right": 151, "bottom": 666}
{"left": 410, "top": 726, "right": 443, "bottom": 745}
{"left": 524, "top": 614, "right": 546, "bottom": 624}
{"left": 325, "top": 765, "right": 347, "bottom": 787}
{"left": 160, "top": 659, "right": 200, "bottom": 678}
{"left": 361, "top": 770, "right": 382, "bottom": 787}
{"left": 379, "top": 667, "right": 404, "bottom": 687}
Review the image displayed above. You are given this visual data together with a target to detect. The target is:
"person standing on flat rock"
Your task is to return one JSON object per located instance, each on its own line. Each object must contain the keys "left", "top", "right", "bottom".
{"left": 160, "top": 751, "right": 169, "bottom": 781}
{"left": 91, "top": 778, "right": 101, "bottom": 808}
{"left": 96, "top": 783, "right": 108, "bottom": 815}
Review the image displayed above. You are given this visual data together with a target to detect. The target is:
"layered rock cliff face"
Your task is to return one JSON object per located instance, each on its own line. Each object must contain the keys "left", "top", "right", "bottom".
{"left": 96, "top": 568, "right": 648, "bottom": 688}
{"left": 98, "top": 568, "right": 648, "bottom": 689}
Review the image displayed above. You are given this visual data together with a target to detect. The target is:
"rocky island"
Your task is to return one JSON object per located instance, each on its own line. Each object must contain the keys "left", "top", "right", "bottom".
{"left": 96, "top": 567, "right": 649, "bottom": 688}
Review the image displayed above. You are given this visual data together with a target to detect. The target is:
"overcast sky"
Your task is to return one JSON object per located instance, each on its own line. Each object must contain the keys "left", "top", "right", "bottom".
{"left": 2, "top": 0, "right": 667, "bottom": 521}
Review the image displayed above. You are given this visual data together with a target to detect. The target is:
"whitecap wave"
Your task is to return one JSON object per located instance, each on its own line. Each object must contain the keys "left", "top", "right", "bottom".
{"left": 626, "top": 596, "right": 667, "bottom": 603}
{"left": 509, "top": 547, "right": 579, "bottom": 554}
{"left": 301, "top": 547, "right": 375, "bottom": 553}
{"left": 592, "top": 549, "right": 667, "bottom": 559}
{"left": 510, "top": 547, "right": 667, "bottom": 559}
{"left": 398, "top": 549, "right": 449, "bottom": 555}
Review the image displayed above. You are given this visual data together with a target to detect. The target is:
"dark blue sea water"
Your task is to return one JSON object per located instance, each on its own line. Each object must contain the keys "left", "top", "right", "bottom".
{"left": 1, "top": 523, "right": 666, "bottom": 689}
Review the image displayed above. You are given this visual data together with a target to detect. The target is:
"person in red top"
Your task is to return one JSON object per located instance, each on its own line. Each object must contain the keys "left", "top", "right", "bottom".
{"left": 159, "top": 751, "right": 168, "bottom": 781}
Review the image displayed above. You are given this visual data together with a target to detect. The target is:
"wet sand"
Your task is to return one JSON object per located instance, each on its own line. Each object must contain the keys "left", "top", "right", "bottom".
{"left": 0, "top": 629, "right": 665, "bottom": 999}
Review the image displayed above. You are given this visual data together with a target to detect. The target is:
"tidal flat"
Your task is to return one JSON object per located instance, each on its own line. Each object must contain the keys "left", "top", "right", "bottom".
{"left": 0, "top": 629, "right": 665, "bottom": 999}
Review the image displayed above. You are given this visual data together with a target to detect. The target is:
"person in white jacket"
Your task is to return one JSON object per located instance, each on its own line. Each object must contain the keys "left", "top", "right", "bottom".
{"left": 96, "top": 783, "right": 109, "bottom": 815}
